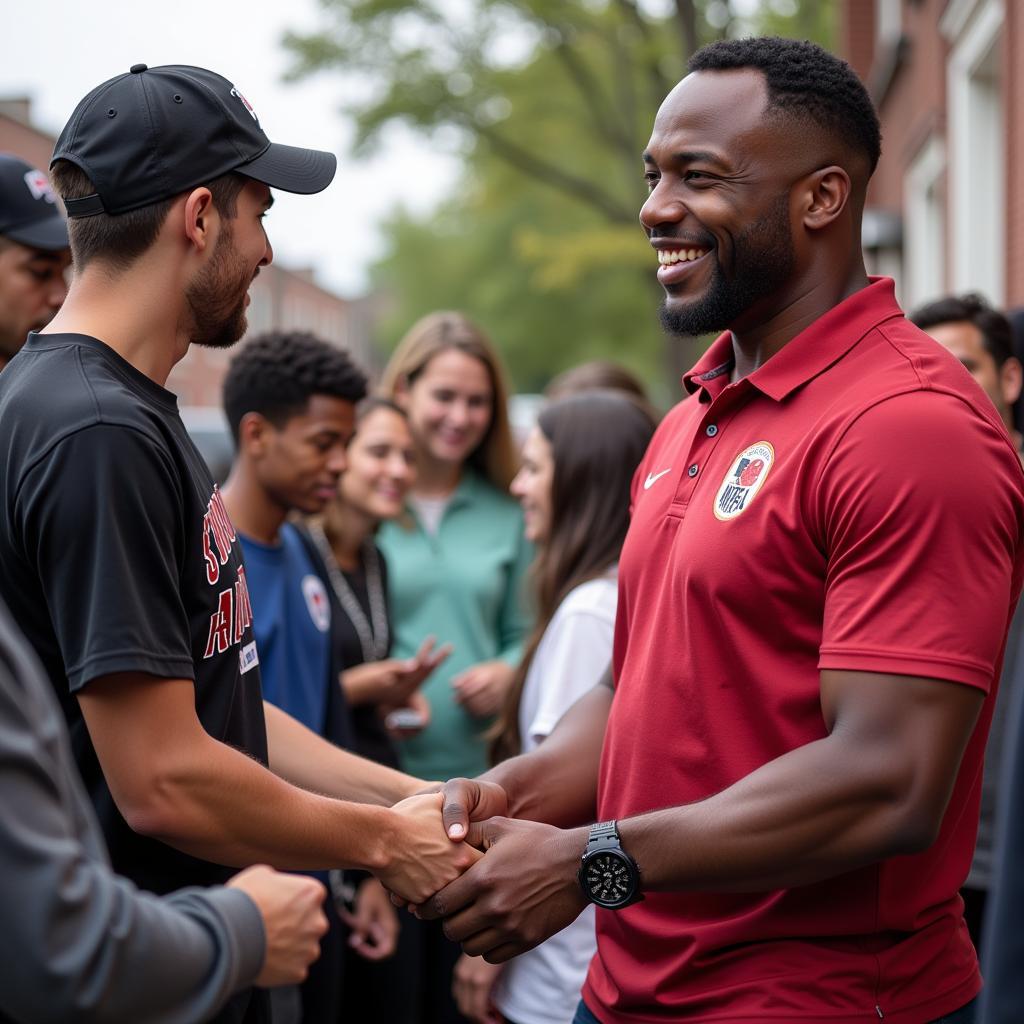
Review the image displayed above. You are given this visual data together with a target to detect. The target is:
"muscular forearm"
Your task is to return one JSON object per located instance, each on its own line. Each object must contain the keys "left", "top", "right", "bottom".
{"left": 264, "top": 700, "right": 421, "bottom": 805}
{"left": 132, "top": 729, "right": 402, "bottom": 872}
{"left": 484, "top": 680, "right": 611, "bottom": 827}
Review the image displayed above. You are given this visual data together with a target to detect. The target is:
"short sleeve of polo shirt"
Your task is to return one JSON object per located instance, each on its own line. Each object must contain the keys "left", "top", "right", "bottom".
{"left": 16, "top": 423, "right": 194, "bottom": 692}
{"left": 816, "top": 389, "right": 1024, "bottom": 691}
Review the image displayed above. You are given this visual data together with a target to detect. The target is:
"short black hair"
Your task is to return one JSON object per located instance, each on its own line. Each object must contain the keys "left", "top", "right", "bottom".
{"left": 223, "top": 330, "right": 368, "bottom": 443}
{"left": 910, "top": 293, "right": 1015, "bottom": 369}
{"left": 688, "top": 37, "right": 882, "bottom": 174}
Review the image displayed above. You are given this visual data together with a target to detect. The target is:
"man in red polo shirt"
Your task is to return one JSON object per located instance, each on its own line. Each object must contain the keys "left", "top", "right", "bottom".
{"left": 418, "top": 36, "right": 1024, "bottom": 1024}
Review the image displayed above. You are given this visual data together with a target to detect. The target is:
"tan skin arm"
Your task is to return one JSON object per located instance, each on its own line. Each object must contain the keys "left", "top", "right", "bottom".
{"left": 77, "top": 673, "right": 476, "bottom": 902}
{"left": 425, "top": 669, "right": 984, "bottom": 962}
{"left": 435, "top": 668, "right": 613, "bottom": 839}
{"left": 262, "top": 699, "right": 421, "bottom": 806}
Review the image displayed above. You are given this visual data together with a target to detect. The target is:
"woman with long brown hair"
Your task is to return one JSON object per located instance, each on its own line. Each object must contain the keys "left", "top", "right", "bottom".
{"left": 453, "top": 389, "right": 656, "bottom": 1024}
{"left": 378, "top": 311, "right": 532, "bottom": 1023}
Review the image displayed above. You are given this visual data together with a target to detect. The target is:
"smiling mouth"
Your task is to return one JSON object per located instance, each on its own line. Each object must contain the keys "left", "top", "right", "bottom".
{"left": 658, "top": 247, "right": 708, "bottom": 265}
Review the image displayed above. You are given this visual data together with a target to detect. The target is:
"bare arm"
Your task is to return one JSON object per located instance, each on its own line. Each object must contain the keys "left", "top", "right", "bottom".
{"left": 424, "top": 669, "right": 984, "bottom": 960}
{"left": 77, "top": 673, "right": 474, "bottom": 901}
{"left": 439, "top": 670, "right": 613, "bottom": 838}
{"left": 263, "top": 699, "right": 421, "bottom": 806}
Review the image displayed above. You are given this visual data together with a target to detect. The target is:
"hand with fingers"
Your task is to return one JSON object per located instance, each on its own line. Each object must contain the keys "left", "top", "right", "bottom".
{"left": 227, "top": 865, "right": 329, "bottom": 987}
{"left": 425, "top": 775, "right": 511, "bottom": 841}
{"left": 340, "top": 877, "right": 399, "bottom": 961}
{"left": 452, "top": 952, "right": 505, "bottom": 1023}
{"left": 417, "top": 817, "right": 590, "bottom": 963}
{"left": 377, "top": 792, "right": 482, "bottom": 905}
{"left": 344, "top": 636, "right": 453, "bottom": 709}
{"left": 451, "top": 660, "right": 515, "bottom": 718}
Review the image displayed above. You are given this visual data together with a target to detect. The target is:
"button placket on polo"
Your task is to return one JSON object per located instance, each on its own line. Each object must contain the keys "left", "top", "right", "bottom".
{"left": 667, "top": 383, "right": 745, "bottom": 517}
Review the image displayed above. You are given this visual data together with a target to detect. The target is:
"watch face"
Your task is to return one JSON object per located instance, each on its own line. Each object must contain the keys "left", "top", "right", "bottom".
{"left": 583, "top": 851, "right": 635, "bottom": 907}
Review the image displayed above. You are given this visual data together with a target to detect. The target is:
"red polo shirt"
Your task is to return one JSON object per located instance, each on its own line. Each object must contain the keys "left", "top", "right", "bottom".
{"left": 583, "top": 279, "right": 1024, "bottom": 1023}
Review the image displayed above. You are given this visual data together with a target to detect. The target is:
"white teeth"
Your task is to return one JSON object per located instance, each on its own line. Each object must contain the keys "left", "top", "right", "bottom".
{"left": 657, "top": 248, "right": 707, "bottom": 265}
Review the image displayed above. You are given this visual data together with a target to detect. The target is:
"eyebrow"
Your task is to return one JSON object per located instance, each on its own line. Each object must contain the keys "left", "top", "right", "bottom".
{"left": 643, "top": 149, "right": 731, "bottom": 170}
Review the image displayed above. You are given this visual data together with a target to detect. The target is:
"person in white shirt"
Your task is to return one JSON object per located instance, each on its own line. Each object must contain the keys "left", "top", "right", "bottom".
{"left": 452, "top": 389, "right": 656, "bottom": 1024}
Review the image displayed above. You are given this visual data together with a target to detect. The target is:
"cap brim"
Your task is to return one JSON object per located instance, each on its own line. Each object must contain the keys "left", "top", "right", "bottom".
{"left": 236, "top": 143, "right": 337, "bottom": 195}
{"left": 4, "top": 211, "right": 69, "bottom": 251}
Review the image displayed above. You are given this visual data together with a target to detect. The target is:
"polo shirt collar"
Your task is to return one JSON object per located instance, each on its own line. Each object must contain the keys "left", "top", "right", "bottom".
{"left": 682, "top": 277, "right": 904, "bottom": 403}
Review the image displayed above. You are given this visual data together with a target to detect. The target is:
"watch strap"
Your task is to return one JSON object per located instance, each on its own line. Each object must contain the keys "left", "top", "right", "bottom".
{"left": 589, "top": 820, "right": 620, "bottom": 844}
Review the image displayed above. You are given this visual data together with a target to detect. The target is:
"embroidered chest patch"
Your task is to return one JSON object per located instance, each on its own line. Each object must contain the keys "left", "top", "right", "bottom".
{"left": 714, "top": 441, "right": 775, "bottom": 521}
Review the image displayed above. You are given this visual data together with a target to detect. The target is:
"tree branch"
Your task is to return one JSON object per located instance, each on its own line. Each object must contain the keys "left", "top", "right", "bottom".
{"left": 612, "top": 0, "right": 673, "bottom": 109}
{"left": 674, "top": 0, "right": 698, "bottom": 57}
{"left": 549, "top": 34, "right": 635, "bottom": 161}
{"left": 468, "top": 118, "right": 636, "bottom": 222}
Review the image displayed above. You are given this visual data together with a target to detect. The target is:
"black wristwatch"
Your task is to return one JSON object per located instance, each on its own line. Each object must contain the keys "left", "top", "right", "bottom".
{"left": 577, "top": 820, "right": 643, "bottom": 909}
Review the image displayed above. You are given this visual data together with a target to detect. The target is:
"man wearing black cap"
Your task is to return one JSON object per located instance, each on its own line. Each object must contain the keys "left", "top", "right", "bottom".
{"left": 0, "top": 153, "right": 70, "bottom": 370}
{"left": 0, "top": 65, "right": 474, "bottom": 1024}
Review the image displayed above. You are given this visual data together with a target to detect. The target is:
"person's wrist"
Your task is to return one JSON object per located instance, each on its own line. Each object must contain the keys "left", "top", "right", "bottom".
{"left": 401, "top": 774, "right": 432, "bottom": 800}
{"left": 559, "top": 825, "right": 591, "bottom": 906}
{"left": 364, "top": 805, "right": 400, "bottom": 874}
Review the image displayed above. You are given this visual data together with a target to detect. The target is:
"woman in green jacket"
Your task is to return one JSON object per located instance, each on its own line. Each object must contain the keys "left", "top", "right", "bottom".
{"left": 378, "top": 311, "right": 531, "bottom": 1023}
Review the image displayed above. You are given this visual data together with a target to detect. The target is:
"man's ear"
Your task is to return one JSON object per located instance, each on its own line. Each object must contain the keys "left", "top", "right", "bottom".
{"left": 1000, "top": 356, "right": 1023, "bottom": 408}
{"left": 800, "top": 166, "right": 851, "bottom": 232}
{"left": 183, "top": 187, "right": 217, "bottom": 253}
{"left": 238, "top": 411, "right": 272, "bottom": 457}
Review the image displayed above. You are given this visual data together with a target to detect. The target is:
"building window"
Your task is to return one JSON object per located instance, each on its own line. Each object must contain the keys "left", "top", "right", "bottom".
{"left": 876, "top": 0, "right": 902, "bottom": 51}
{"left": 947, "top": 0, "right": 1005, "bottom": 306}
{"left": 903, "top": 136, "right": 946, "bottom": 310}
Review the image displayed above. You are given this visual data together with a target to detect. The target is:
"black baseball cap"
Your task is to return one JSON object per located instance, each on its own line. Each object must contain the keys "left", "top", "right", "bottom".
{"left": 51, "top": 64, "right": 337, "bottom": 218}
{"left": 0, "top": 153, "right": 69, "bottom": 249}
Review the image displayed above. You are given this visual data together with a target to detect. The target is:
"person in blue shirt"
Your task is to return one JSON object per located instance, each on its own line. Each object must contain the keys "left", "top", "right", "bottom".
{"left": 221, "top": 329, "right": 399, "bottom": 1024}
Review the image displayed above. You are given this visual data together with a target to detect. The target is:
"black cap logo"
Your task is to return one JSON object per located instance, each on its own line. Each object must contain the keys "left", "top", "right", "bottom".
{"left": 230, "top": 86, "right": 259, "bottom": 124}
{"left": 23, "top": 169, "right": 56, "bottom": 204}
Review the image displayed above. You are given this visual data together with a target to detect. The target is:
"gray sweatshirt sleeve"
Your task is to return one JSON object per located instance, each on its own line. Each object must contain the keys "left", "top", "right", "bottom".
{"left": 0, "top": 603, "right": 265, "bottom": 1024}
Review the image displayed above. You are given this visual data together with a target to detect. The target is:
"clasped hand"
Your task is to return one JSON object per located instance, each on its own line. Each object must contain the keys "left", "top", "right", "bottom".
{"left": 389, "top": 779, "right": 590, "bottom": 963}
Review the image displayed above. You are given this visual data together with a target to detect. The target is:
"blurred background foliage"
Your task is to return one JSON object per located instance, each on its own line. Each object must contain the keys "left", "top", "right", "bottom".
{"left": 286, "top": 0, "right": 835, "bottom": 402}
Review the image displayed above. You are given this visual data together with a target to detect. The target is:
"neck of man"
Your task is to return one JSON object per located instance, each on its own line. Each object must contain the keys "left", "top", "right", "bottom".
{"left": 323, "top": 500, "right": 375, "bottom": 571}
{"left": 413, "top": 453, "right": 463, "bottom": 498}
{"left": 42, "top": 263, "right": 192, "bottom": 387}
{"left": 221, "top": 464, "right": 288, "bottom": 546}
{"left": 729, "top": 258, "right": 870, "bottom": 382}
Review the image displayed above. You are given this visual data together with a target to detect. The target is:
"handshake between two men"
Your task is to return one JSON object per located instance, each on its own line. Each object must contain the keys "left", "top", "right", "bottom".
{"left": 379, "top": 678, "right": 613, "bottom": 961}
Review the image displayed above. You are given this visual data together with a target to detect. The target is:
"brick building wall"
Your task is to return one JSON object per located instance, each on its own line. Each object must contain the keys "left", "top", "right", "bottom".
{"left": 840, "top": 0, "right": 1017, "bottom": 313}
{"left": 1005, "top": 0, "right": 1024, "bottom": 306}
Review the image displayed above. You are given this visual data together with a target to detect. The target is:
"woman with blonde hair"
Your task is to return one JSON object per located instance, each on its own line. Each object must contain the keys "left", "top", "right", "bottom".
{"left": 378, "top": 311, "right": 532, "bottom": 1023}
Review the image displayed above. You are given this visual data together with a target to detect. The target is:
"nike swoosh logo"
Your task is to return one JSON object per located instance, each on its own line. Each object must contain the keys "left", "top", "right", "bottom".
{"left": 644, "top": 468, "right": 672, "bottom": 490}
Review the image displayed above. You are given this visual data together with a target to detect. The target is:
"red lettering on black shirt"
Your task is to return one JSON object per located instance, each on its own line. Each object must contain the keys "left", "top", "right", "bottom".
{"left": 234, "top": 566, "right": 253, "bottom": 642}
{"left": 204, "top": 588, "right": 234, "bottom": 658}
{"left": 202, "top": 513, "right": 219, "bottom": 585}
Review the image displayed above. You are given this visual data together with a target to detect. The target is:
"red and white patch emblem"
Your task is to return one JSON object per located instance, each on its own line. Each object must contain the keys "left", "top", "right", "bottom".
{"left": 302, "top": 575, "right": 331, "bottom": 633}
{"left": 23, "top": 169, "right": 56, "bottom": 204}
{"left": 714, "top": 441, "right": 775, "bottom": 521}
{"left": 230, "top": 86, "right": 259, "bottom": 123}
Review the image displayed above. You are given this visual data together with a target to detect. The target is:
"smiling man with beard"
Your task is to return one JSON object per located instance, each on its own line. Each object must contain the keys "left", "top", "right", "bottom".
{"left": 418, "top": 37, "right": 1024, "bottom": 1024}
{"left": 0, "top": 64, "right": 477, "bottom": 1024}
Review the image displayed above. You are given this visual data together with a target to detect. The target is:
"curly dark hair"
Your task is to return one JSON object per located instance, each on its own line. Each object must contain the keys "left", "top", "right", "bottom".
{"left": 223, "top": 330, "right": 368, "bottom": 443}
{"left": 688, "top": 37, "right": 881, "bottom": 174}
{"left": 910, "top": 293, "right": 1015, "bottom": 369}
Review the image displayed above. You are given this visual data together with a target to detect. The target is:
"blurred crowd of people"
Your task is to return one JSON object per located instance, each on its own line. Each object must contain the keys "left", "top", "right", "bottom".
{"left": 2, "top": 35, "right": 1024, "bottom": 1024}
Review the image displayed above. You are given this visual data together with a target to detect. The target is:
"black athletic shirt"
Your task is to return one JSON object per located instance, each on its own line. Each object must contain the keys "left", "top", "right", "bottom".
{"left": 0, "top": 332, "right": 269, "bottom": 896}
